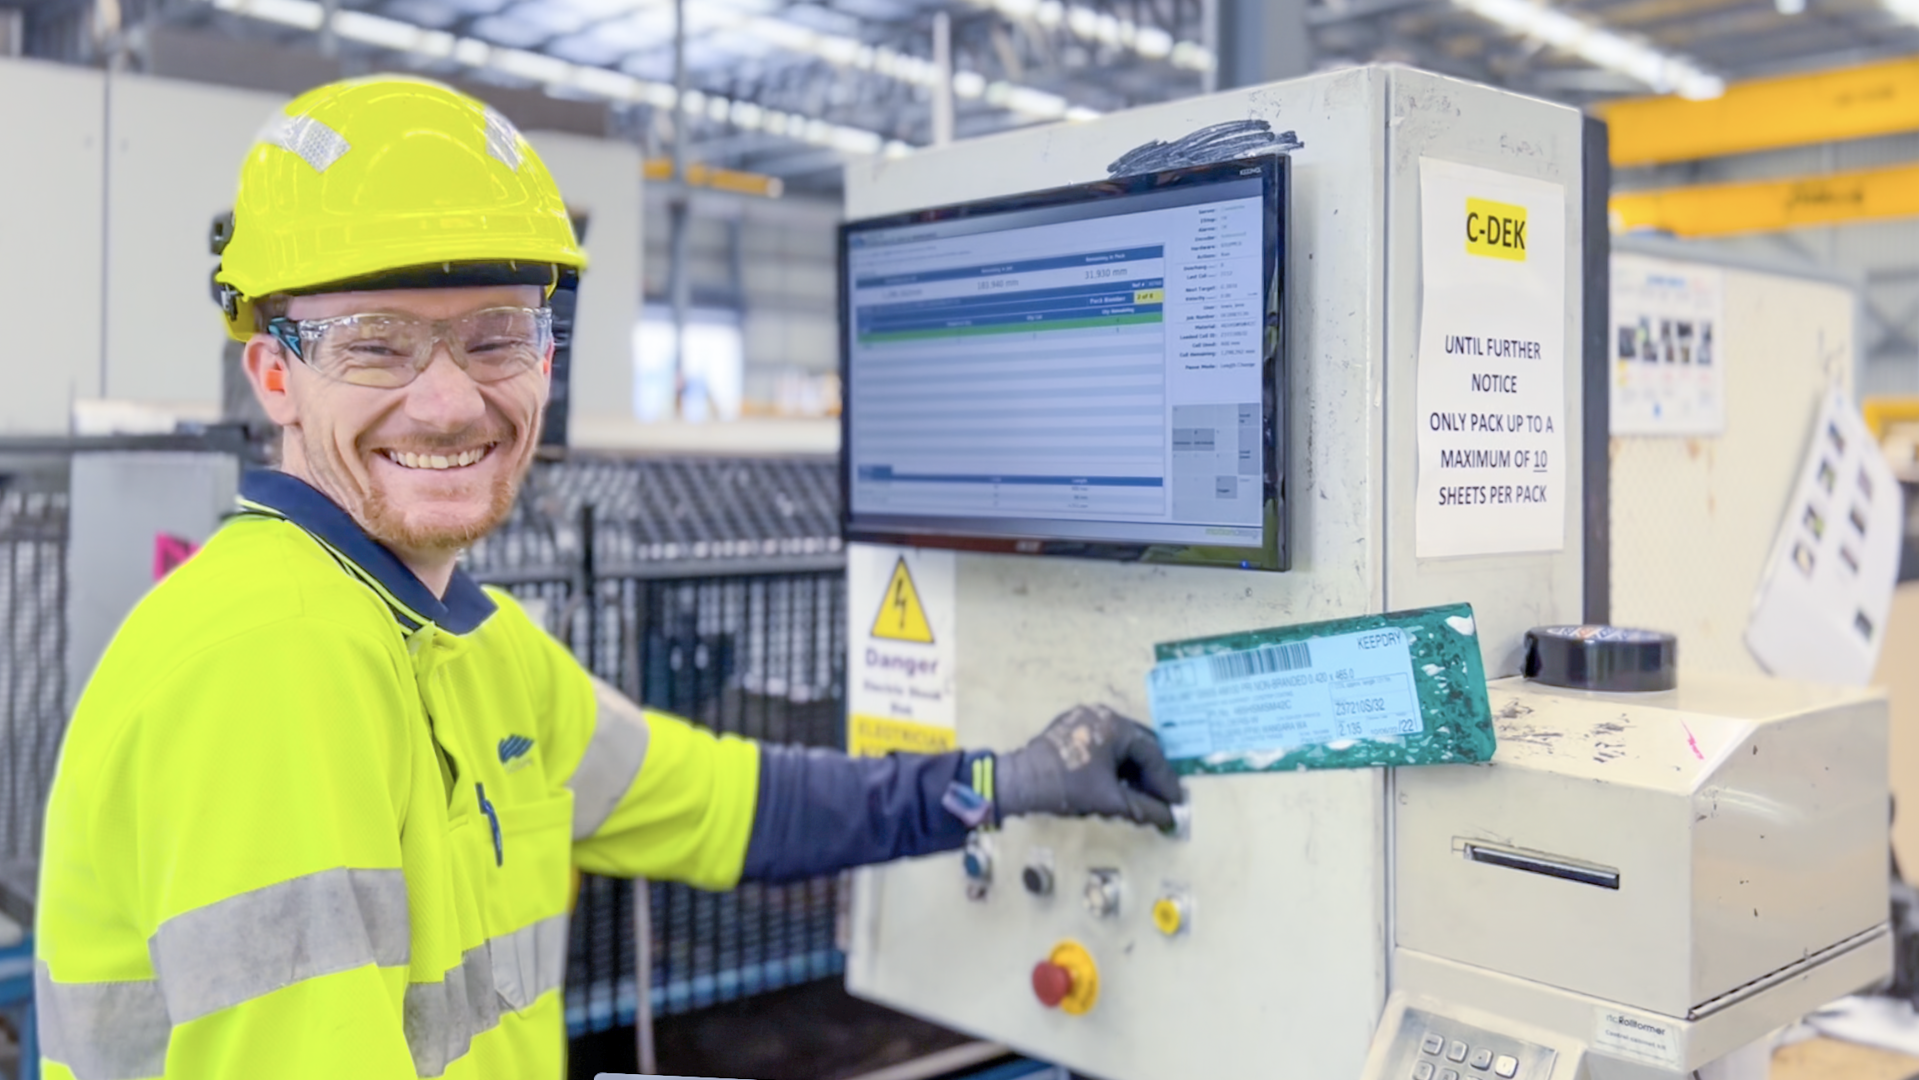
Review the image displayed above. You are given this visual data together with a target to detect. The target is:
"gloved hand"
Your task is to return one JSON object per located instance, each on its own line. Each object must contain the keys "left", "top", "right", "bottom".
{"left": 995, "top": 704, "right": 1185, "bottom": 830}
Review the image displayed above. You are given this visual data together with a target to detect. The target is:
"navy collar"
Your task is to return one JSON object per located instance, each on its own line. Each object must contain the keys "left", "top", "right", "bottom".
{"left": 237, "top": 470, "right": 496, "bottom": 635}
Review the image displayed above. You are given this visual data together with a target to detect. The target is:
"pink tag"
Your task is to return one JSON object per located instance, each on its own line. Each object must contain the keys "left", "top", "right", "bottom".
{"left": 153, "top": 533, "right": 202, "bottom": 582}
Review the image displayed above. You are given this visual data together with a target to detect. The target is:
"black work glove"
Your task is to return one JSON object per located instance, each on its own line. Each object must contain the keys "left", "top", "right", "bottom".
{"left": 995, "top": 704, "right": 1186, "bottom": 830}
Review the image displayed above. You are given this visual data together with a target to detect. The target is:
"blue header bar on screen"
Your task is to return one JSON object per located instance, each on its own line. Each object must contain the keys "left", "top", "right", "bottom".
{"left": 855, "top": 246, "right": 1164, "bottom": 288}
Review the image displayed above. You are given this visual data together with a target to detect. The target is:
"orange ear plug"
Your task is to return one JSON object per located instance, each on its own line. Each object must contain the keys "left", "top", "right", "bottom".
{"left": 264, "top": 368, "right": 285, "bottom": 392}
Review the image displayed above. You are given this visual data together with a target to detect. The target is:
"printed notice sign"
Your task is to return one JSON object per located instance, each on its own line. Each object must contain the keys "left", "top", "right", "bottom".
{"left": 847, "top": 543, "right": 958, "bottom": 757}
{"left": 1611, "top": 253, "right": 1727, "bottom": 436}
{"left": 1416, "top": 158, "right": 1568, "bottom": 557}
{"left": 1148, "top": 628, "right": 1422, "bottom": 760}
{"left": 1745, "top": 390, "right": 1902, "bottom": 685}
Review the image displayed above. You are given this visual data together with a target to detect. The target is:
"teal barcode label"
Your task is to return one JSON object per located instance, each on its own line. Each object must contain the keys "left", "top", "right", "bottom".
{"left": 1148, "top": 603, "right": 1495, "bottom": 774}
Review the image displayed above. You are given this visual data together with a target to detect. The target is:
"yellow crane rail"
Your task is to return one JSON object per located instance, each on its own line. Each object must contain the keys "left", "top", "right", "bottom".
{"left": 1610, "top": 160, "right": 1919, "bottom": 237}
{"left": 1599, "top": 54, "right": 1919, "bottom": 167}
{"left": 642, "top": 159, "right": 785, "bottom": 198}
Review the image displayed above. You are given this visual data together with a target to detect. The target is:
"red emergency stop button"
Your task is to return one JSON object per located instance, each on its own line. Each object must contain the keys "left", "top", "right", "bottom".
{"left": 1032, "top": 961, "right": 1072, "bottom": 1007}
{"left": 1031, "top": 940, "right": 1099, "bottom": 1015}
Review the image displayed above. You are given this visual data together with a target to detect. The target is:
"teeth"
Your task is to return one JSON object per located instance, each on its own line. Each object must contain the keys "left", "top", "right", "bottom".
{"left": 383, "top": 446, "right": 491, "bottom": 470}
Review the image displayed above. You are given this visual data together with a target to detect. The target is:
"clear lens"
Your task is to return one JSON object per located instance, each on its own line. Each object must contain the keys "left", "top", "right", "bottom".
{"left": 302, "top": 307, "right": 551, "bottom": 388}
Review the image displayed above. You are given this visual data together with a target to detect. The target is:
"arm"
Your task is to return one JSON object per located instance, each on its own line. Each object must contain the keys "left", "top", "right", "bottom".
{"left": 739, "top": 704, "right": 1187, "bottom": 883}
{"left": 499, "top": 593, "right": 1183, "bottom": 888}
{"left": 44, "top": 621, "right": 418, "bottom": 1080}
{"left": 739, "top": 746, "right": 989, "bottom": 883}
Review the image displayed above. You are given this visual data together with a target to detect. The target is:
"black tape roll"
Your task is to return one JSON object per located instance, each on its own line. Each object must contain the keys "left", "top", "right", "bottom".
{"left": 1523, "top": 625, "right": 1677, "bottom": 693}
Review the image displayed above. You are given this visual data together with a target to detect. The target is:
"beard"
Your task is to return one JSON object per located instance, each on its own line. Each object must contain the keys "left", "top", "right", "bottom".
{"left": 298, "top": 416, "right": 537, "bottom": 558}
{"left": 359, "top": 457, "right": 523, "bottom": 555}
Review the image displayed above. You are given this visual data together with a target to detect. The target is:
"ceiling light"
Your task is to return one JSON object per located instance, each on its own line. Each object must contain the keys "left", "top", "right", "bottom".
{"left": 1452, "top": 0, "right": 1724, "bottom": 99}
{"left": 717, "top": 8, "right": 1094, "bottom": 123}
{"left": 965, "top": 0, "right": 1213, "bottom": 71}
{"left": 198, "top": 0, "right": 905, "bottom": 156}
{"left": 210, "top": 0, "right": 321, "bottom": 31}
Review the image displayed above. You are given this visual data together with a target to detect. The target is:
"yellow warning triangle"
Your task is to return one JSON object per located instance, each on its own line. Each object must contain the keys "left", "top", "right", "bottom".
{"left": 870, "top": 557, "right": 935, "bottom": 643}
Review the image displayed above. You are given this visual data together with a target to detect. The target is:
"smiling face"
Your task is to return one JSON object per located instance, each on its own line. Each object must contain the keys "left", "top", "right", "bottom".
{"left": 244, "top": 284, "right": 550, "bottom": 569}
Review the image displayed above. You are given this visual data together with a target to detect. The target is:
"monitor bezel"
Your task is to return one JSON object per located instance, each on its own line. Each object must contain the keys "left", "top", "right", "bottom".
{"left": 838, "top": 154, "right": 1289, "bottom": 571}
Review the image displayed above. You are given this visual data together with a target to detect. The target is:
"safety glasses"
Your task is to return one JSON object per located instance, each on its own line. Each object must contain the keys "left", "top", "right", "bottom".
{"left": 267, "top": 306, "right": 554, "bottom": 389}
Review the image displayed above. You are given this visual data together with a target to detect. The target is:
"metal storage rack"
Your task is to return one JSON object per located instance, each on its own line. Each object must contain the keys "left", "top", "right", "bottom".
{"left": 0, "top": 481, "right": 66, "bottom": 873}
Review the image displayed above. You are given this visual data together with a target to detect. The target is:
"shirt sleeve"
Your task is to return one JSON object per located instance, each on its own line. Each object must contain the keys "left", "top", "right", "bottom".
{"left": 45, "top": 617, "right": 418, "bottom": 1080}
{"left": 738, "top": 746, "right": 987, "bottom": 884}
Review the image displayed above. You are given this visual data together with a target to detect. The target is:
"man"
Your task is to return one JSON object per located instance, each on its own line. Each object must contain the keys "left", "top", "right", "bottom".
{"left": 34, "top": 76, "right": 1183, "bottom": 1080}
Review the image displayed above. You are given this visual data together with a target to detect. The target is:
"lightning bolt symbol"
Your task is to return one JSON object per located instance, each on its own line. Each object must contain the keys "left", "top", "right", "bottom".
{"left": 892, "top": 579, "right": 908, "bottom": 628}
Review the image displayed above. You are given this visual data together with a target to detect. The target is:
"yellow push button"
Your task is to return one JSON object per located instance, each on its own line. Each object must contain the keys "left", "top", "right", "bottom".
{"left": 1152, "top": 897, "right": 1186, "bottom": 936}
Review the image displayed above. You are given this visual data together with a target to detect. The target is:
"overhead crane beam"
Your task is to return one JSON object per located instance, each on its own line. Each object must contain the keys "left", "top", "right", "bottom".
{"left": 1599, "top": 54, "right": 1919, "bottom": 167}
{"left": 1610, "top": 160, "right": 1919, "bottom": 237}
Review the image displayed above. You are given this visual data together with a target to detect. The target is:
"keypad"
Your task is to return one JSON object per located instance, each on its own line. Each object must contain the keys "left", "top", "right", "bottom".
{"left": 1396, "top": 1008, "right": 1549, "bottom": 1080}
{"left": 1411, "top": 1029, "right": 1525, "bottom": 1079}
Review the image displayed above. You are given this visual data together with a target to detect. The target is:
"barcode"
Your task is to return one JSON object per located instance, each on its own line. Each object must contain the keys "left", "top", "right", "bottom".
{"left": 1207, "top": 641, "right": 1313, "bottom": 681}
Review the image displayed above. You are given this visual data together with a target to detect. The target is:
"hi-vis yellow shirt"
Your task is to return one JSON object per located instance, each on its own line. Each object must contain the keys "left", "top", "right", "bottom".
{"left": 35, "top": 471, "right": 761, "bottom": 1079}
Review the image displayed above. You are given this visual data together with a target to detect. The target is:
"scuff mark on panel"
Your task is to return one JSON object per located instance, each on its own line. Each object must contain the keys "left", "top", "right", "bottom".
{"left": 1107, "top": 120, "right": 1303, "bottom": 177}
{"left": 1499, "top": 724, "right": 1564, "bottom": 750}
{"left": 1680, "top": 721, "right": 1706, "bottom": 761}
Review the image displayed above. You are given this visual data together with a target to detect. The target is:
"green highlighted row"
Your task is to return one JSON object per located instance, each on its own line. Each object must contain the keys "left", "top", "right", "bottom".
{"left": 858, "top": 311, "right": 1163, "bottom": 345}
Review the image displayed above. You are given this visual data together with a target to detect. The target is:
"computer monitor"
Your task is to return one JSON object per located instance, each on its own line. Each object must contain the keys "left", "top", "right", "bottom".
{"left": 839, "top": 155, "right": 1288, "bottom": 570}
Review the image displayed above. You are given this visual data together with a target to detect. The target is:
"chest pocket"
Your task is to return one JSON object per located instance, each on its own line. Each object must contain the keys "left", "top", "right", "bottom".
{"left": 474, "top": 791, "right": 575, "bottom": 1013}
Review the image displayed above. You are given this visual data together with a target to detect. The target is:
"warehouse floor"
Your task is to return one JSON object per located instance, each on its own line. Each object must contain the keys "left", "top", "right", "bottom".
{"left": 1777, "top": 1037, "right": 1919, "bottom": 1079}
{"left": 568, "top": 979, "right": 981, "bottom": 1080}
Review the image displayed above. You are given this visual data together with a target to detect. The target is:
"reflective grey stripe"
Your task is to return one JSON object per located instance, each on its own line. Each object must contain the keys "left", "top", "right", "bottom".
{"left": 570, "top": 680, "right": 652, "bottom": 840}
{"left": 402, "top": 913, "right": 568, "bottom": 1076}
{"left": 405, "top": 945, "right": 497, "bottom": 1078}
{"left": 36, "top": 961, "right": 170, "bottom": 1080}
{"left": 38, "top": 868, "right": 407, "bottom": 1080}
{"left": 148, "top": 867, "right": 410, "bottom": 1025}
{"left": 260, "top": 113, "right": 351, "bottom": 173}
{"left": 490, "top": 912, "right": 569, "bottom": 1012}
{"left": 482, "top": 107, "right": 524, "bottom": 170}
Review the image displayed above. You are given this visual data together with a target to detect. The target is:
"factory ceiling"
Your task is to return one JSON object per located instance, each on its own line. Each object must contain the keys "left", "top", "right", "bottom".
{"left": 16, "top": 0, "right": 1919, "bottom": 189}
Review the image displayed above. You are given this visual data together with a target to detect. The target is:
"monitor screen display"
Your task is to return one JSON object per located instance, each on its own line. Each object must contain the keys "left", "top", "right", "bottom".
{"left": 839, "top": 155, "right": 1287, "bottom": 570}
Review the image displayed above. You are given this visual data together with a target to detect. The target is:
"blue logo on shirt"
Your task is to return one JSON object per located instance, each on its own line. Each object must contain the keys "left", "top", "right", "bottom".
{"left": 499, "top": 735, "right": 534, "bottom": 769}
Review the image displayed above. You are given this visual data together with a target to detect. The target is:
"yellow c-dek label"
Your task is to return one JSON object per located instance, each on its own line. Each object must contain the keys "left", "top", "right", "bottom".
{"left": 1465, "top": 197, "right": 1528, "bottom": 261}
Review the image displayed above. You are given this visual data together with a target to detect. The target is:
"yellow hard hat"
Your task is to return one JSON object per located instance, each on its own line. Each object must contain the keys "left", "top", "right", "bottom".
{"left": 211, "top": 75, "right": 588, "bottom": 341}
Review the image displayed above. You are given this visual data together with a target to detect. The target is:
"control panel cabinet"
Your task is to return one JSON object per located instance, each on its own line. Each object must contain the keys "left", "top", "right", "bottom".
{"left": 841, "top": 66, "right": 1587, "bottom": 1080}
